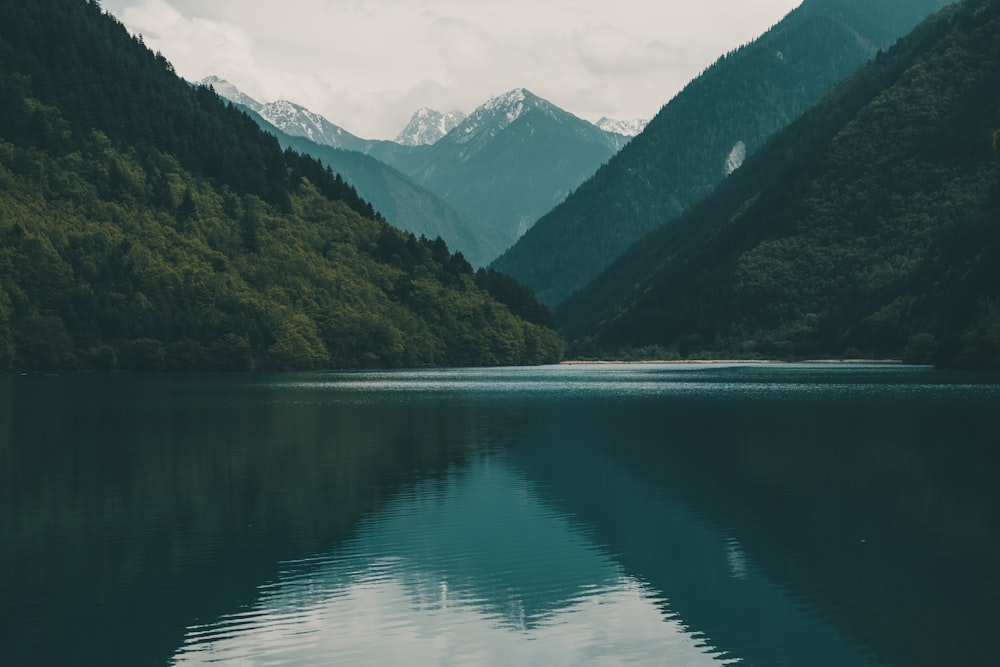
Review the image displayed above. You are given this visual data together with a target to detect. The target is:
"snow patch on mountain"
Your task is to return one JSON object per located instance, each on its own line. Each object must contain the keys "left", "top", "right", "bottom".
{"left": 395, "top": 108, "right": 466, "bottom": 146}
{"left": 725, "top": 140, "right": 747, "bottom": 175}
{"left": 596, "top": 117, "right": 648, "bottom": 137}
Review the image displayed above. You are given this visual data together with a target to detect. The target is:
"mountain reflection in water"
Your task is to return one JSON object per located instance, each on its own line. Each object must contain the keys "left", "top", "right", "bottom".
{"left": 172, "top": 455, "right": 736, "bottom": 666}
{"left": 1, "top": 364, "right": 997, "bottom": 666}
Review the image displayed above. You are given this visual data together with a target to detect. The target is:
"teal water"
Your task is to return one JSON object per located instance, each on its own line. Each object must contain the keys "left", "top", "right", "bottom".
{"left": 1, "top": 364, "right": 998, "bottom": 666}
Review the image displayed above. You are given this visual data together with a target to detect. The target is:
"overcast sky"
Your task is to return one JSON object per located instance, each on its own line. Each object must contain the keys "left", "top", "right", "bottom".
{"left": 100, "top": 0, "right": 803, "bottom": 140}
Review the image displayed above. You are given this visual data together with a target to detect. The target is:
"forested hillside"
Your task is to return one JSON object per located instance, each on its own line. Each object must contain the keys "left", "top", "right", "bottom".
{"left": 557, "top": 0, "right": 1000, "bottom": 368}
{"left": 493, "top": 0, "right": 953, "bottom": 306}
{"left": 0, "top": 0, "right": 562, "bottom": 372}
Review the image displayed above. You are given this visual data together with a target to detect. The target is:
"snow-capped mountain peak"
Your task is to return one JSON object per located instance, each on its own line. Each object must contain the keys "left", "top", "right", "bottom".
{"left": 596, "top": 117, "right": 649, "bottom": 137}
{"left": 258, "top": 99, "right": 369, "bottom": 151}
{"left": 395, "top": 108, "right": 466, "bottom": 146}
{"left": 482, "top": 88, "right": 528, "bottom": 113}
{"left": 480, "top": 88, "right": 551, "bottom": 124}
{"left": 258, "top": 99, "right": 353, "bottom": 147}
{"left": 198, "top": 76, "right": 263, "bottom": 112}
{"left": 450, "top": 88, "right": 560, "bottom": 146}
{"left": 199, "top": 75, "right": 367, "bottom": 151}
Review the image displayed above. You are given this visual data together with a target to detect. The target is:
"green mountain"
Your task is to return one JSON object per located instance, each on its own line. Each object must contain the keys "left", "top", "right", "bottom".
{"left": 0, "top": 0, "right": 562, "bottom": 372}
{"left": 492, "top": 0, "right": 953, "bottom": 307}
{"left": 556, "top": 0, "right": 1000, "bottom": 368}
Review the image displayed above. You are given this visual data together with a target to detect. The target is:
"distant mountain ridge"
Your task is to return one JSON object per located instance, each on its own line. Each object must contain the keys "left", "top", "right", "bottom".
{"left": 491, "top": 0, "right": 955, "bottom": 306}
{"left": 205, "top": 79, "right": 632, "bottom": 262}
{"left": 200, "top": 77, "right": 629, "bottom": 152}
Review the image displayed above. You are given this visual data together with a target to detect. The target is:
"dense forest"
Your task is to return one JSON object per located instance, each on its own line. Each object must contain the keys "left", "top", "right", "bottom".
{"left": 492, "top": 0, "right": 953, "bottom": 307}
{"left": 556, "top": 0, "right": 1000, "bottom": 368}
{"left": 0, "top": 0, "right": 562, "bottom": 372}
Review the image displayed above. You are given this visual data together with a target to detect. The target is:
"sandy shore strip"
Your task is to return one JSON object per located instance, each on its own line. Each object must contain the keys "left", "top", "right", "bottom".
{"left": 559, "top": 359, "right": 903, "bottom": 365}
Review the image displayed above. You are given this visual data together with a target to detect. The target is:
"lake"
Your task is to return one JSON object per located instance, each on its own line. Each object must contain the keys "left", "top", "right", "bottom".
{"left": 1, "top": 363, "right": 998, "bottom": 666}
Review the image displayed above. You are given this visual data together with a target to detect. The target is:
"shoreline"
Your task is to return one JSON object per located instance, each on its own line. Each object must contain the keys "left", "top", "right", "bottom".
{"left": 559, "top": 359, "right": 904, "bottom": 365}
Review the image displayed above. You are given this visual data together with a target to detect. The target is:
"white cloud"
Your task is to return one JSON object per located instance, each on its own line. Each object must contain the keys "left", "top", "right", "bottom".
{"left": 102, "top": 0, "right": 803, "bottom": 139}
{"left": 118, "top": 0, "right": 264, "bottom": 96}
{"left": 572, "top": 26, "right": 683, "bottom": 76}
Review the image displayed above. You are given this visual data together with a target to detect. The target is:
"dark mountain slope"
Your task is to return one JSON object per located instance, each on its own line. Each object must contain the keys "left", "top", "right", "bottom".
{"left": 0, "top": 0, "right": 561, "bottom": 372}
{"left": 493, "top": 0, "right": 953, "bottom": 306}
{"left": 557, "top": 0, "right": 1000, "bottom": 367}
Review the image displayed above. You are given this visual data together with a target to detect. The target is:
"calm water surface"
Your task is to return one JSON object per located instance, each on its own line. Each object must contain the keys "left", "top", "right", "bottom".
{"left": 1, "top": 363, "right": 998, "bottom": 666}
